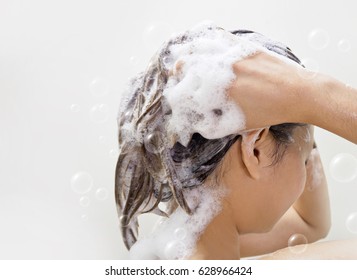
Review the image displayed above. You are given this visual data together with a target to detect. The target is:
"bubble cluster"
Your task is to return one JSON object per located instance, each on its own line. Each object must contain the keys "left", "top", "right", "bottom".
{"left": 90, "top": 104, "right": 109, "bottom": 123}
{"left": 70, "top": 171, "right": 93, "bottom": 194}
{"left": 346, "top": 212, "right": 357, "bottom": 234}
{"left": 288, "top": 233, "right": 308, "bottom": 254}
{"left": 329, "top": 153, "right": 357, "bottom": 183}
{"left": 308, "top": 28, "right": 330, "bottom": 50}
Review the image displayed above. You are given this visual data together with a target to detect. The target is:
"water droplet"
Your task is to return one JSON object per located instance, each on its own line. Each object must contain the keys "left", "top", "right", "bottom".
{"left": 89, "top": 77, "right": 109, "bottom": 97}
{"left": 142, "top": 22, "right": 175, "bottom": 50}
{"left": 299, "top": 58, "right": 319, "bottom": 79}
{"left": 95, "top": 188, "right": 108, "bottom": 201}
{"left": 337, "top": 39, "right": 351, "bottom": 53}
{"left": 308, "top": 28, "right": 330, "bottom": 50}
{"left": 346, "top": 212, "right": 357, "bottom": 234}
{"left": 164, "top": 240, "right": 186, "bottom": 259}
{"left": 79, "top": 196, "right": 90, "bottom": 207}
{"left": 288, "top": 233, "right": 308, "bottom": 254}
{"left": 70, "top": 104, "right": 80, "bottom": 113}
{"left": 174, "top": 227, "right": 187, "bottom": 240}
{"left": 70, "top": 172, "right": 93, "bottom": 194}
{"left": 144, "top": 131, "right": 164, "bottom": 154}
{"left": 329, "top": 153, "right": 357, "bottom": 183}
{"left": 90, "top": 104, "right": 109, "bottom": 123}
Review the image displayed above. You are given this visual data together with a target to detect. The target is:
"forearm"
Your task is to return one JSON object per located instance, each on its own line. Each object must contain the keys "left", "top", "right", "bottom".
{"left": 292, "top": 146, "right": 331, "bottom": 240}
{"left": 299, "top": 74, "right": 357, "bottom": 144}
{"left": 260, "top": 238, "right": 357, "bottom": 260}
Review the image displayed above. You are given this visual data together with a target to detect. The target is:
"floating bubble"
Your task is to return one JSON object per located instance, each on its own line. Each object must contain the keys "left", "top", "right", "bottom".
{"left": 164, "top": 240, "right": 186, "bottom": 260}
{"left": 346, "top": 212, "right": 357, "bottom": 234}
{"left": 70, "top": 104, "right": 80, "bottom": 113}
{"left": 174, "top": 227, "right": 187, "bottom": 240}
{"left": 142, "top": 22, "right": 175, "bottom": 50}
{"left": 129, "top": 56, "right": 140, "bottom": 67}
{"left": 81, "top": 214, "right": 89, "bottom": 221}
{"left": 90, "top": 104, "right": 109, "bottom": 123}
{"left": 109, "top": 148, "right": 119, "bottom": 158}
{"left": 95, "top": 188, "right": 108, "bottom": 201}
{"left": 308, "top": 28, "right": 330, "bottom": 50}
{"left": 89, "top": 77, "right": 109, "bottom": 97}
{"left": 337, "top": 39, "right": 351, "bottom": 53}
{"left": 144, "top": 131, "right": 164, "bottom": 154}
{"left": 99, "top": 135, "right": 107, "bottom": 144}
{"left": 120, "top": 215, "right": 131, "bottom": 227}
{"left": 70, "top": 172, "right": 93, "bottom": 194}
{"left": 79, "top": 196, "right": 91, "bottom": 207}
{"left": 288, "top": 233, "right": 308, "bottom": 254}
{"left": 329, "top": 153, "right": 357, "bottom": 183}
{"left": 299, "top": 58, "right": 320, "bottom": 80}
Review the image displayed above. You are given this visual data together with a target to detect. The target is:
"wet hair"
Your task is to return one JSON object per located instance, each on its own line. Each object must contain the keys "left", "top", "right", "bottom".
{"left": 115, "top": 28, "right": 306, "bottom": 250}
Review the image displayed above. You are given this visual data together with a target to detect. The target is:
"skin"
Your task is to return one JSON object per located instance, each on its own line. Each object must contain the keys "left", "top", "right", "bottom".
{"left": 228, "top": 52, "right": 357, "bottom": 144}
{"left": 189, "top": 125, "right": 332, "bottom": 259}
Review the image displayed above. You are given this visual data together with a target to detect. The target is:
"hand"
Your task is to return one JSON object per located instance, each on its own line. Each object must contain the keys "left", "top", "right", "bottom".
{"left": 227, "top": 51, "right": 311, "bottom": 130}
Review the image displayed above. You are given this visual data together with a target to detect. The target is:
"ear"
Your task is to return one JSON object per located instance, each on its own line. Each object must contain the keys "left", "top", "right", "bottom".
{"left": 240, "top": 127, "right": 271, "bottom": 180}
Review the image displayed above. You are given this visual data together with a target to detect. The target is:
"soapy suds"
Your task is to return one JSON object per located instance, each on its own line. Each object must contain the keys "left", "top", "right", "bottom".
{"left": 307, "top": 148, "right": 323, "bottom": 190}
{"left": 116, "top": 21, "right": 304, "bottom": 260}
{"left": 129, "top": 184, "right": 225, "bottom": 259}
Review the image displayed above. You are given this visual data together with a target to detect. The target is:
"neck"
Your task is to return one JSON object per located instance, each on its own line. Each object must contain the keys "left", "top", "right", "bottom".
{"left": 188, "top": 200, "right": 240, "bottom": 259}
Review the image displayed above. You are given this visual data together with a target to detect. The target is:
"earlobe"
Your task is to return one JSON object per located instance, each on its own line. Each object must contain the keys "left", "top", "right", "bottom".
{"left": 240, "top": 128, "right": 270, "bottom": 180}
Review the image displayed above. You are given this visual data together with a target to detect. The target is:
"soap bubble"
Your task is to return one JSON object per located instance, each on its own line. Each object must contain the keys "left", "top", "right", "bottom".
{"left": 90, "top": 104, "right": 109, "bottom": 123}
{"left": 337, "top": 39, "right": 351, "bottom": 53}
{"left": 109, "top": 148, "right": 119, "bottom": 158}
{"left": 79, "top": 196, "right": 91, "bottom": 207}
{"left": 81, "top": 214, "right": 89, "bottom": 221}
{"left": 89, "top": 77, "right": 109, "bottom": 97}
{"left": 129, "top": 56, "right": 140, "bottom": 67}
{"left": 99, "top": 135, "right": 107, "bottom": 144}
{"left": 329, "top": 153, "right": 357, "bottom": 183}
{"left": 346, "top": 212, "right": 357, "bottom": 234}
{"left": 70, "top": 172, "right": 93, "bottom": 194}
{"left": 299, "top": 58, "right": 319, "bottom": 79}
{"left": 164, "top": 240, "right": 186, "bottom": 259}
{"left": 70, "top": 104, "right": 80, "bottom": 113}
{"left": 288, "top": 233, "right": 308, "bottom": 254}
{"left": 308, "top": 28, "right": 330, "bottom": 50}
{"left": 95, "top": 188, "right": 108, "bottom": 201}
{"left": 144, "top": 131, "right": 164, "bottom": 154}
{"left": 142, "top": 22, "right": 175, "bottom": 50}
{"left": 174, "top": 227, "right": 187, "bottom": 240}
{"left": 120, "top": 215, "right": 131, "bottom": 227}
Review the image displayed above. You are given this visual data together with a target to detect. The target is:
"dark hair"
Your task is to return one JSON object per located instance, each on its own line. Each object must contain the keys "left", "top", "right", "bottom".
{"left": 115, "top": 28, "right": 306, "bottom": 250}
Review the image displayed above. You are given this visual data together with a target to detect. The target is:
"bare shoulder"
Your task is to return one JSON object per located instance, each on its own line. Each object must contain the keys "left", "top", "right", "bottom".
{"left": 258, "top": 238, "right": 357, "bottom": 260}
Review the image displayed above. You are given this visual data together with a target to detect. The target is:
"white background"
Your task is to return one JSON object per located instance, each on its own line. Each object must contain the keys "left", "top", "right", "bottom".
{"left": 0, "top": 0, "right": 356, "bottom": 259}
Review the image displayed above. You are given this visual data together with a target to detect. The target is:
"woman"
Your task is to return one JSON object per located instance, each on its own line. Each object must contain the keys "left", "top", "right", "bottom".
{"left": 115, "top": 22, "right": 334, "bottom": 259}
